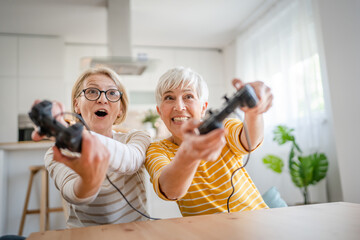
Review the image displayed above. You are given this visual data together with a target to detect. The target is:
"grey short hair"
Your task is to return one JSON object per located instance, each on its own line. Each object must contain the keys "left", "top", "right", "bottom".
{"left": 155, "top": 67, "right": 209, "bottom": 106}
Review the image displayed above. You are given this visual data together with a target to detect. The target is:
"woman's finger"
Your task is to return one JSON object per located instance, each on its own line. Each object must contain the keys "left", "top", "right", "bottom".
{"left": 53, "top": 146, "right": 78, "bottom": 168}
{"left": 232, "top": 78, "right": 245, "bottom": 90}
{"left": 181, "top": 119, "right": 202, "bottom": 136}
{"left": 31, "top": 129, "right": 44, "bottom": 141}
{"left": 189, "top": 128, "right": 225, "bottom": 147}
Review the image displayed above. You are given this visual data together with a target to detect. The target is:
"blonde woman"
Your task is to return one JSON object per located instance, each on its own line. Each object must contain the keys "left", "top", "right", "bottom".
{"left": 32, "top": 67, "right": 150, "bottom": 227}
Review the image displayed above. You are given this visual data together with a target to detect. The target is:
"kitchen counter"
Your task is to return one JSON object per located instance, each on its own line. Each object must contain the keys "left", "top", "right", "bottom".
{"left": 0, "top": 141, "right": 54, "bottom": 151}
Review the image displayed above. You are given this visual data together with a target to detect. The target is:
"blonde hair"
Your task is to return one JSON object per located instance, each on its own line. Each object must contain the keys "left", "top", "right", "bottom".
{"left": 155, "top": 66, "right": 209, "bottom": 106}
{"left": 71, "top": 66, "right": 129, "bottom": 124}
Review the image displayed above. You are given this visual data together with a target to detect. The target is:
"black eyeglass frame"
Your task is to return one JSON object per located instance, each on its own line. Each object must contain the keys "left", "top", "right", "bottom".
{"left": 79, "top": 88, "right": 123, "bottom": 102}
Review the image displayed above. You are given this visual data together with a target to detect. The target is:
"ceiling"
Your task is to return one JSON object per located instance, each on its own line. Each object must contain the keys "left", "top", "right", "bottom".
{"left": 0, "top": 0, "right": 268, "bottom": 49}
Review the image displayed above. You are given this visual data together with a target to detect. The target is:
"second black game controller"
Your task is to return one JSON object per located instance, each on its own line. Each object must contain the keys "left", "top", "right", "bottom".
{"left": 198, "top": 84, "right": 258, "bottom": 134}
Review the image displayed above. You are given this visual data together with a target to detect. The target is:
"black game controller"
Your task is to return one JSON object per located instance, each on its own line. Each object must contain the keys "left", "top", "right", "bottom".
{"left": 198, "top": 84, "right": 258, "bottom": 134}
{"left": 28, "top": 100, "right": 83, "bottom": 152}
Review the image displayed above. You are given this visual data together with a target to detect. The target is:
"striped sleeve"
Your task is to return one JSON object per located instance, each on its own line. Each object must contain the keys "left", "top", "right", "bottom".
{"left": 44, "top": 148, "right": 98, "bottom": 205}
{"left": 93, "top": 130, "right": 151, "bottom": 175}
{"left": 145, "top": 142, "right": 176, "bottom": 201}
{"left": 224, "top": 118, "right": 262, "bottom": 157}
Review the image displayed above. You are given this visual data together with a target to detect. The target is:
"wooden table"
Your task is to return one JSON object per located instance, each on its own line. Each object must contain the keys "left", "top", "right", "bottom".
{"left": 28, "top": 202, "right": 360, "bottom": 240}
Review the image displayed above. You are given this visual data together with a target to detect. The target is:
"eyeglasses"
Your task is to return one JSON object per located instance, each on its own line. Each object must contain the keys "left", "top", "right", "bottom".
{"left": 79, "top": 88, "right": 123, "bottom": 102}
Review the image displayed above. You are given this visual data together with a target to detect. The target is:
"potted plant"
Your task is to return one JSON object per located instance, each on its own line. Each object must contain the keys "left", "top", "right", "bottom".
{"left": 142, "top": 109, "right": 159, "bottom": 129}
{"left": 142, "top": 109, "right": 160, "bottom": 138}
{"left": 262, "top": 125, "right": 329, "bottom": 204}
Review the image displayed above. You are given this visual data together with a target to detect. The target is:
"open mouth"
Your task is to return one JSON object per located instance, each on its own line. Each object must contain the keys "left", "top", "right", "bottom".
{"left": 95, "top": 110, "right": 108, "bottom": 117}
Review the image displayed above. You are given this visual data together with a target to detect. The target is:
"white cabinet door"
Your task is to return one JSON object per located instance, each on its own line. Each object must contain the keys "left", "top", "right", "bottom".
{"left": 18, "top": 77, "right": 65, "bottom": 114}
{"left": 18, "top": 36, "right": 65, "bottom": 113}
{"left": 0, "top": 77, "right": 18, "bottom": 142}
{"left": 18, "top": 36, "right": 64, "bottom": 77}
{"left": 0, "top": 35, "right": 17, "bottom": 76}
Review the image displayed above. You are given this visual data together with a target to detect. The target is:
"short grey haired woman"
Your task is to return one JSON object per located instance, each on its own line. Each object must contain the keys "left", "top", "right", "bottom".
{"left": 33, "top": 66, "right": 151, "bottom": 228}
{"left": 145, "top": 66, "right": 273, "bottom": 216}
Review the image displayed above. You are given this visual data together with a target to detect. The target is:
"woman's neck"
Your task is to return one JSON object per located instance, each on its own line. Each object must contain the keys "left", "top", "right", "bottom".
{"left": 168, "top": 136, "right": 182, "bottom": 146}
{"left": 93, "top": 128, "right": 113, "bottom": 138}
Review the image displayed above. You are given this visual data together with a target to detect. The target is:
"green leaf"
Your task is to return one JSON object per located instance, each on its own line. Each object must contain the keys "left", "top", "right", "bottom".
{"left": 273, "top": 125, "right": 295, "bottom": 145}
{"left": 289, "top": 159, "right": 303, "bottom": 188}
{"left": 298, "top": 156, "right": 314, "bottom": 186}
{"left": 289, "top": 155, "right": 314, "bottom": 188}
{"left": 262, "top": 155, "right": 284, "bottom": 173}
{"left": 289, "top": 146, "right": 295, "bottom": 164}
{"left": 293, "top": 141, "right": 303, "bottom": 154}
{"left": 310, "top": 153, "right": 329, "bottom": 185}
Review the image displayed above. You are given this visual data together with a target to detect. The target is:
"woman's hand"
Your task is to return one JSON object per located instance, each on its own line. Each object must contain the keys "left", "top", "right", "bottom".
{"left": 178, "top": 119, "right": 226, "bottom": 163}
{"left": 52, "top": 130, "right": 110, "bottom": 198}
{"left": 232, "top": 78, "right": 273, "bottom": 151}
{"left": 232, "top": 78, "right": 273, "bottom": 115}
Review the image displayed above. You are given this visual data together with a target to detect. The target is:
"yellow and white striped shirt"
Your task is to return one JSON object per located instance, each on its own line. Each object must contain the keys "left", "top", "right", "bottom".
{"left": 145, "top": 118, "right": 268, "bottom": 216}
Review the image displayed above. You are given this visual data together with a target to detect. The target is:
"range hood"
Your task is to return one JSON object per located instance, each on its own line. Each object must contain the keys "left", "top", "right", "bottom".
{"left": 82, "top": 0, "right": 150, "bottom": 75}
{"left": 86, "top": 56, "right": 148, "bottom": 75}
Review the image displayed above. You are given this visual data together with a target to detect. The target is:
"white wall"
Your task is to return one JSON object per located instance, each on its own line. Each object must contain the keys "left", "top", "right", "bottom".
{"left": 222, "top": 40, "right": 237, "bottom": 93}
{"left": 312, "top": 0, "right": 360, "bottom": 203}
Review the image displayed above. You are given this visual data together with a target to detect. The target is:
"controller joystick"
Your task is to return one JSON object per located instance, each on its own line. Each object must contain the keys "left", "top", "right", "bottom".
{"left": 198, "top": 84, "right": 258, "bottom": 135}
{"left": 28, "top": 100, "right": 83, "bottom": 152}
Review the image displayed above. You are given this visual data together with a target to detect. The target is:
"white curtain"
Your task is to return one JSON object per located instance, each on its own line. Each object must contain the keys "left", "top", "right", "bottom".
{"left": 236, "top": 0, "right": 330, "bottom": 205}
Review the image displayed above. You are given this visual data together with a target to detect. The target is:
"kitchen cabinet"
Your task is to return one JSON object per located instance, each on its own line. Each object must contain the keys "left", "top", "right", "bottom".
{"left": 18, "top": 36, "right": 65, "bottom": 114}
{"left": 0, "top": 35, "right": 17, "bottom": 76}
{"left": 18, "top": 36, "right": 64, "bottom": 78}
{"left": 0, "top": 34, "right": 65, "bottom": 141}
{"left": 0, "top": 35, "right": 18, "bottom": 143}
{"left": 0, "top": 77, "right": 18, "bottom": 143}
{"left": 18, "top": 77, "right": 66, "bottom": 114}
